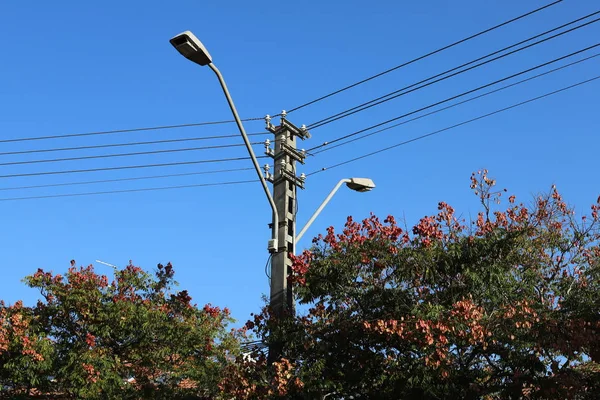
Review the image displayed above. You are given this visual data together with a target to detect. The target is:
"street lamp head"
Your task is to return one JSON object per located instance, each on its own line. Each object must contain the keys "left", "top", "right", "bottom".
{"left": 169, "top": 31, "right": 213, "bottom": 66}
{"left": 346, "top": 177, "right": 376, "bottom": 192}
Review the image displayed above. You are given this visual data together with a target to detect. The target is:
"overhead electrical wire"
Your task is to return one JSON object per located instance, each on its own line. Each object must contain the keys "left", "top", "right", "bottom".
{"left": 284, "top": 1, "right": 563, "bottom": 114}
{"left": 0, "top": 155, "right": 268, "bottom": 179}
{"left": 1, "top": 3, "right": 567, "bottom": 151}
{"left": 0, "top": 180, "right": 258, "bottom": 202}
{"left": 312, "top": 52, "right": 600, "bottom": 155}
{"left": 0, "top": 167, "right": 254, "bottom": 192}
{"left": 0, "top": 117, "right": 265, "bottom": 144}
{"left": 0, "top": 142, "right": 265, "bottom": 167}
{"left": 307, "top": 74, "right": 600, "bottom": 176}
{"left": 308, "top": 44, "right": 600, "bottom": 153}
{"left": 307, "top": 10, "right": 600, "bottom": 130}
{"left": 265, "top": 253, "right": 273, "bottom": 280}
{"left": 0, "top": 132, "right": 270, "bottom": 157}
{"left": 0, "top": 3, "right": 565, "bottom": 147}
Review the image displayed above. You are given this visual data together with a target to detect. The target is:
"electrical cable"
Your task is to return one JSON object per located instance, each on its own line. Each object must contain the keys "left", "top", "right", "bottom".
{"left": 0, "top": 132, "right": 270, "bottom": 157}
{"left": 0, "top": 142, "right": 265, "bottom": 167}
{"left": 307, "top": 74, "right": 600, "bottom": 176}
{"left": 308, "top": 45, "right": 600, "bottom": 153}
{"left": 307, "top": 10, "right": 600, "bottom": 130}
{"left": 313, "top": 52, "right": 600, "bottom": 155}
{"left": 284, "top": 1, "right": 563, "bottom": 114}
{"left": 0, "top": 167, "right": 254, "bottom": 192}
{"left": 0, "top": 180, "right": 258, "bottom": 202}
{"left": 265, "top": 254, "right": 273, "bottom": 280}
{"left": 0, "top": 156, "right": 268, "bottom": 179}
{"left": 0, "top": 117, "right": 265, "bottom": 144}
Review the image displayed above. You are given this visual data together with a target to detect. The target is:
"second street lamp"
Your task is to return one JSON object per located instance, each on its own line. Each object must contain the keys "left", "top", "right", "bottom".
{"left": 295, "top": 178, "right": 376, "bottom": 245}
{"left": 169, "top": 30, "right": 278, "bottom": 252}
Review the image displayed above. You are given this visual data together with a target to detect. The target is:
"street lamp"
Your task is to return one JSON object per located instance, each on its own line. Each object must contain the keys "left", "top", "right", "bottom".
{"left": 169, "top": 31, "right": 278, "bottom": 252}
{"left": 295, "top": 178, "right": 376, "bottom": 244}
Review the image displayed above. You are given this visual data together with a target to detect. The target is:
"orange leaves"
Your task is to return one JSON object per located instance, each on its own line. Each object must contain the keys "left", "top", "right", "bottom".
{"left": 245, "top": 171, "right": 600, "bottom": 398}
{"left": 506, "top": 205, "right": 529, "bottom": 225}
{"left": 203, "top": 303, "right": 223, "bottom": 318}
{"left": 411, "top": 202, "right": 466, "bottom": 246}
{"left": 82, "top": 363, "right": 100, "bottom": 383}
{"left": 365, "top": 316, "right": 451, "bottom": 368}
{"left": 21, "top": 336, "right": 44, "bottom": 362}
{"left": 1, "top": 301, "right": 28, "bottom": 353}
{"left": 313, "top": 214, "right": 405, "bottom": 253}
{"left": 219, "top": 356, "right": 303, "bottom": 400}
{"left": 289, "top": 249, "right": 313, "bottom": 286}
{"left": 272, "top": 358, "right": 296, "bottom": 396}
{"left": 361, "top": 297, "right": 495, "bottom": 372}
{"left": 85, "top": 332, "right": 96, "bottom": 348}
{"left": 11, "top": 261, "right": 241, "bottom": 398}
{"left": 475, "top": 212, "right": 494, "bottom": 236}
{"left": 413, "top": 216, "right": 444, "bottom": 246}
{"left": 0, "top": 301, "right": 48, "bottom": 364}
{"left": 437, "top": 202, "right": 456, "bottom": 225}
{"left": 470, "top": 169, "right": 503, "bottom": 205}
{"left": 447, "top": 298, "right": 489, "bottom": 348}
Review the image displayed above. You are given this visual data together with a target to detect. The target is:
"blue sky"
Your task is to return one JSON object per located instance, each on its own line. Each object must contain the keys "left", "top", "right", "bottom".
{"left": 1, "top": 0, "right": 599, "bottom": 325}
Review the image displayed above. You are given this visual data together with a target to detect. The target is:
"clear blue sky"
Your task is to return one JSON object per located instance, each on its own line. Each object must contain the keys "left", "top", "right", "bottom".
{"left": 1, "top": 0, "right": 598, "bottom": 325}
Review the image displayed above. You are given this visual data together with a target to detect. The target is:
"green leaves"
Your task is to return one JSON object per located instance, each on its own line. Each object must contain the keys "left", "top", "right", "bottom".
{"left": 242, "top": 172, "right": 600, "bottom": 399}
{"left": 1, "top": 262, "right": 241, "bottom": 399}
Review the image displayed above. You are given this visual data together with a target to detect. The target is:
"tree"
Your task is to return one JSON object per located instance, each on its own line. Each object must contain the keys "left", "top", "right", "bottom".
{"left": 0, "top": 300, "right": 54, "bottom": 397}
{"left": 232, "top": 170, "right": 600, "bottom": 399}
{"left": 1, "top": 262, "right": 241, "bottom": 399}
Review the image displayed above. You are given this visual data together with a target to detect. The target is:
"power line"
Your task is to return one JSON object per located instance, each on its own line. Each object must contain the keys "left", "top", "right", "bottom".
{"left": 0, "top": 132, "right": 270, "bottom": 157}
{"left": 0, "top": 167, "right": 254, "bottom": 192}
{"left": 307, "top": 10, "right": 600, "bottom": 130}
{"left": 308, "top": 74, "right": 600, "bottom": 176}
{"left": 0, "top": 118, "right": 265, "bottom": 144}
{"left": 0, "top": 142, "right": 265, "bottom": 167}
{"left": 313, "top": 52, "right": 600, "bottom": 155}
{"left": 265, "top": 253, "right": 273, "bottom": 280}
{"left": 0, "top": 156, "right": 268, "bottom": 179}
{"left": 285, "top": 1, "right": 563, "bottom": 114}
{"left": 308, "top": 10, "right": 600, "bottom": 129}
{"left": 308, "top": 44, "right": 600, "bottom": 153}
{"left": 0, "top": 180, "right": 257, "bottom": 202}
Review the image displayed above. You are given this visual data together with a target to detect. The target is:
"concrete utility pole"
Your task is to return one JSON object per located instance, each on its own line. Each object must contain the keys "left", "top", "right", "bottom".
{"left": 264, "top": 112, "right": 310, "bottom": 361}
{"left": 168, "top": 30, "right": 375, "bottom": 363}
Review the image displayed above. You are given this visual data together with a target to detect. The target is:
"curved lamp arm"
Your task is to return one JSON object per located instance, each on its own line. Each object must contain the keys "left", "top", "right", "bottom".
{"left": 208, "top": 63, "right": 278, "bottom": 249}
{"left": 295, "top": 179, "right": 350, "bottom": 244}
{"left": 296, "top": 177, "right": 375, "bottom": 245}
{"left": 169, "top": 31, "right": 278, "bottom": 251}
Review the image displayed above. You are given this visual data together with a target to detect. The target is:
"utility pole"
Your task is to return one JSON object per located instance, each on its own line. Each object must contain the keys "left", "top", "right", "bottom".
{"left": 168, "top": 30, "right": 374, "bottom": 364}
{"left": 264, "top": 111, "right": 310, "bottom": 362}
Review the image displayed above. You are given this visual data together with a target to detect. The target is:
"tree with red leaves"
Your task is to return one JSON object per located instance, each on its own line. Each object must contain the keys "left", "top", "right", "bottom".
{"left": 0, "top": 262, "right": 241, "bottom": 399}
{"left": 230, "top": 171, "right": 600, "bottom": 399}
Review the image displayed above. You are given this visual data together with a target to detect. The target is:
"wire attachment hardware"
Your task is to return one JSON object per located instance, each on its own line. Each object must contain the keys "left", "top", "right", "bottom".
{"left": 264, "top": 139, "right": 274, "bottom": 157}
{"left": 265, "top": 114, "right": 274, "bottom": 131}
{"left": 263, "top": 164, "right": 274, "bottom": 182}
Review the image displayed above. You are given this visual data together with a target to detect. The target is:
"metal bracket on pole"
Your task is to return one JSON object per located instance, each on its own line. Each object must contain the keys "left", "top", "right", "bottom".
{"left": 274, "top": 142, "right": 306, "bottom": 164}
{"left": 267, "top": 118, "right": 311, "bottom": 140}
{"left": 274, "top": 169, "right": 306, "bottom": 189}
